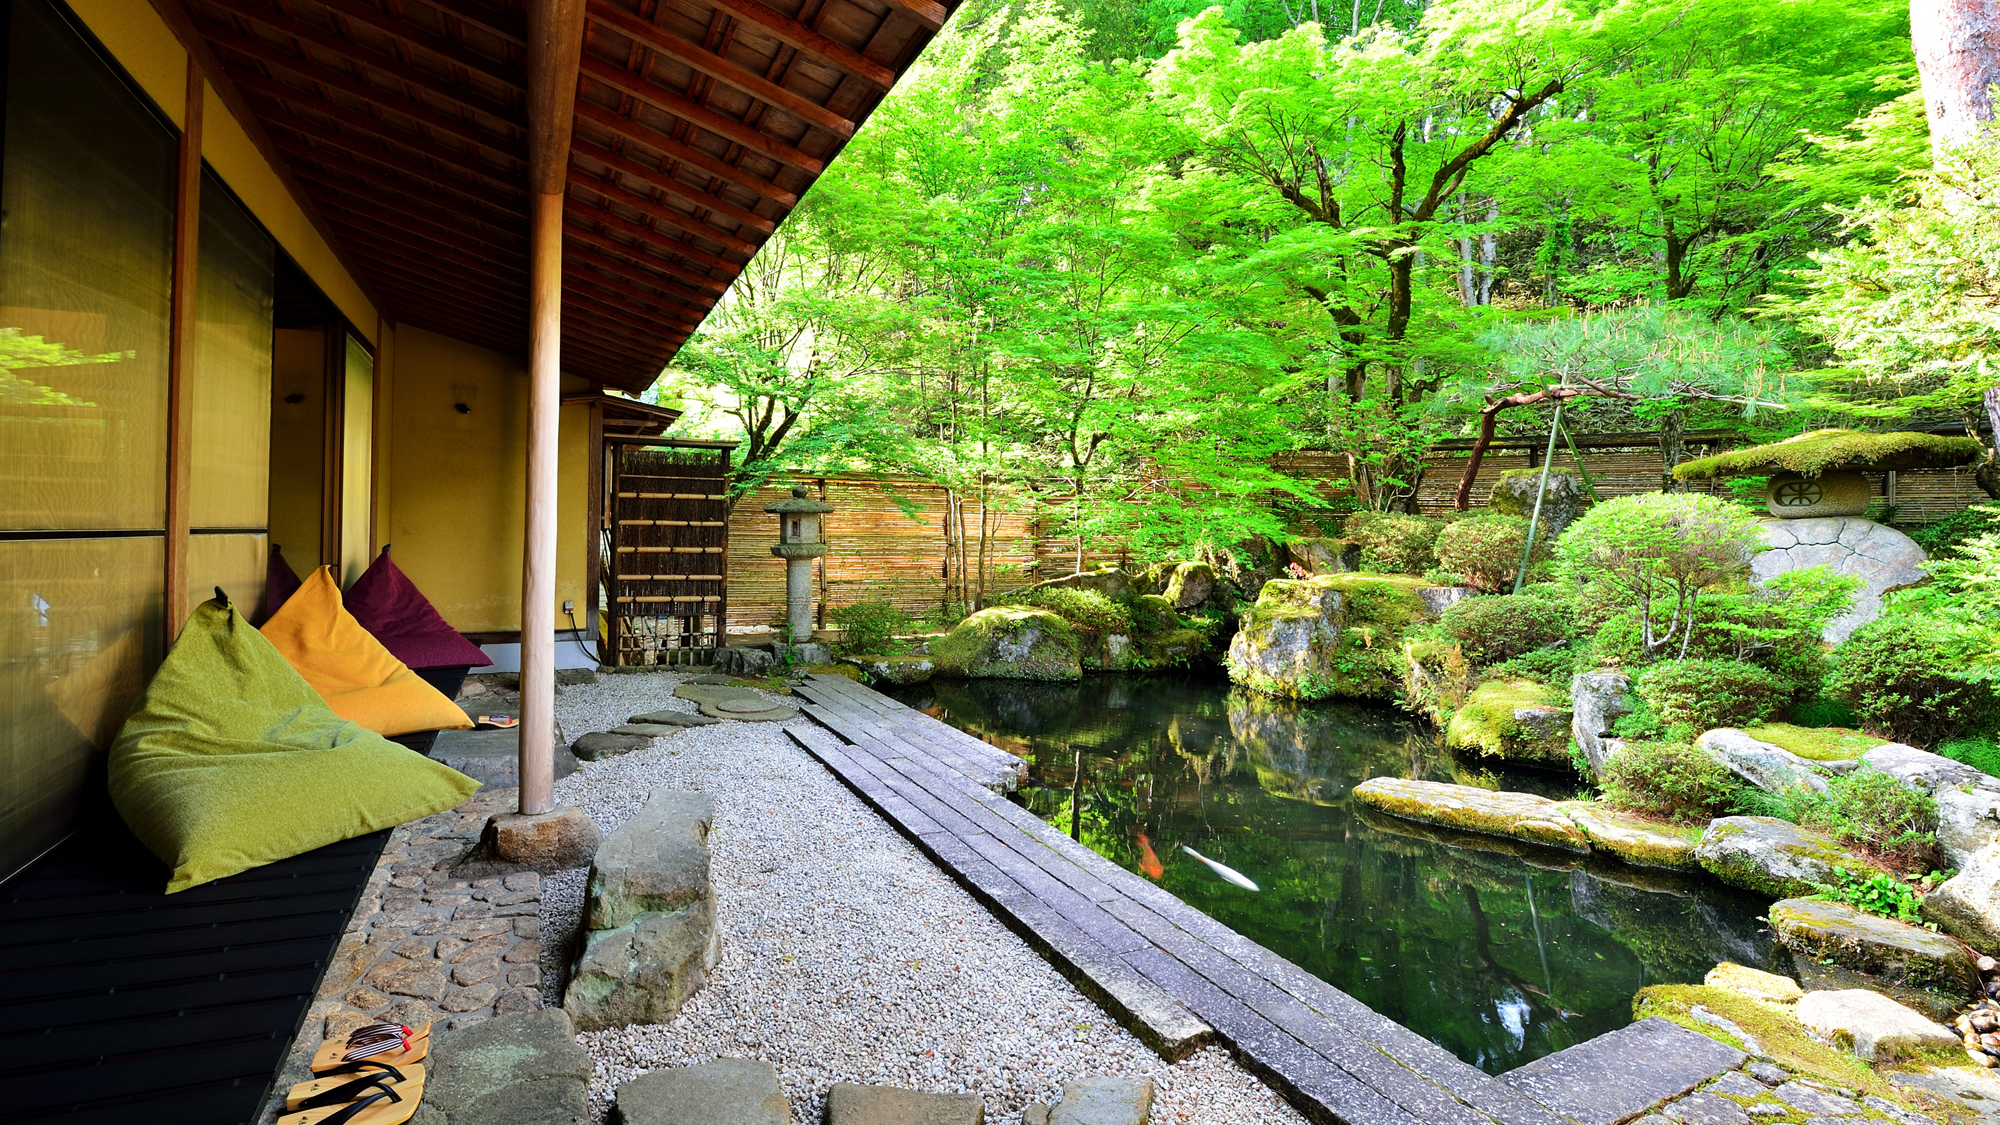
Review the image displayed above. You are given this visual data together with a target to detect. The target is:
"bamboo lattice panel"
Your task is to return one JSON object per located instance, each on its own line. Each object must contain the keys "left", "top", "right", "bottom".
{"left": 611, "top": 445, "right": 728, "bottom": 664}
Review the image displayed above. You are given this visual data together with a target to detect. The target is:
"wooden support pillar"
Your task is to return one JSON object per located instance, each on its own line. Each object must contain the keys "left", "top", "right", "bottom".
{"left": 165, "top": 57, "right": 203, "bottom": 644}
{"left": 519, "top": 0, "right": 586, "bottom": 817}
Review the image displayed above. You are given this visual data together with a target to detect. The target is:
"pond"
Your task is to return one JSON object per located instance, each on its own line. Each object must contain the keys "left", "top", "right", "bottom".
{"left": 882, "top": 672, "right": 1786, "bottom": 1075}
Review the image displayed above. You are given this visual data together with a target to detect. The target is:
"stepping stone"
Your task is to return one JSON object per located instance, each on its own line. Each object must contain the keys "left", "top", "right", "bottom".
{"left": 1046, "top": 1077, "right": 1152, "bottom": 1125}
{"left": 612, "top": 1058, "right": 789, "bottom": 1125}
{"left": 573, "top": 732, "right": 653, "bottom": 761}
{"left": 1770, "top": 898, "right": 1981, "bottom": 996}
{"left": 1746, "top": 1063, "right": 1789, "bottom": 1086}
{"left": 417, "top": 1008, "right": 592, "bottom": 1125}
{"left": 627, "top": 710, "right": 722, "bottom": 727}
{"left": 1664, "top": 1092, "right": 1749, "bottom": 1125}
{"left": 1777, "top": 1082, "right": 1865, "bottom": 1116}
{"left": 684, "top": 674, "right": 737, "bottom": 685}
{"left": 697, "top": 700, "right": 799, "bottom": 722}
{"left": 825, "top": 1082, "right": 984, "bottom": 1124}
{"left": 433, "top": 728, "right": 578, "bottom": 788}
{"left": 1502, "top": 1017, "right": 1746, "bottom": 1125}
{"left": 613, "top": 723, "right": 701, "bottom": 737}
{"left": 1705, "top": 1072, "right": 1770, "bottom": 1100}
{"left": 1794, "top": 990, "right": 1956, "bottom": 1062}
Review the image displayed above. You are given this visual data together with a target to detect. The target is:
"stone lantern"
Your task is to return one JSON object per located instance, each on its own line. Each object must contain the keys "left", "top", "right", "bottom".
{"left": 765, "top": 485, "right": 833, "bottom": 644}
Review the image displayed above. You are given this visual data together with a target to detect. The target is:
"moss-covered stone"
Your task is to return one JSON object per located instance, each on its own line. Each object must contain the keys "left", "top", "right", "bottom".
{"left": 1445, "top": 678, "right": 1572, "bottom": 765}
{"left": 931, "top": 607, "right": 1082, "bottom": 681}
{"left": 1351, "top": 776, "right": 1591, "bottom": 852}
{"left": 1632, "top": 985, "right": 1913, "bottom": 1102}
{"left": 1225, "top": 573, "right": 1428, "bottom": 699}
{"left": 1286, "top": 537, "right": 1359, "bottom": 576}
{"left": 1694, "top": 816, "right": 1884, "bottom": 898}
{"left": 1739, "top": 723, "right": 1886, "bottom": 763}
{"left": 1673, "top": 429, "right": 1983, "bottom": 481}
{"left": 837, "top": 655, "right": 934, "bottom": 685}
{"left": 1159, "top": 561, "right": 1217, "bottom": 610}
{"left": 1769, "top": 898, "right": 1983, "bottom": 996}
{"left": 1558, "top": 802, "right": 1702, "bottom": 871}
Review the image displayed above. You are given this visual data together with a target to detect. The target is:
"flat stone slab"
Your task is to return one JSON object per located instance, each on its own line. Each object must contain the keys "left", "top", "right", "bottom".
{"left": 588, "top": 790, "right": 714, "bottom": 929}
{"left": 1795, "top": 989, "right": 1958, "bottom": 1061}
{"left": 1775, "top": 1081, "right": 1865, "bottom": 1117}
{"left": 1770, "top": 898, "right": 1981, "bottom": 995}
{"left": 1695, "top": 817, "right": 1874, "bottom": 898}
{"left": 825, "top": 1082, "right": 985, "bottom": 1124}
{"left": 1500, "top": 1016, "right": 1747, "bottom": 1125}
{"left": 413, "top": 1008, "right": 591, "bottom": 1125}
{"left": 626, "top": 710, "right": 722, "bottom": 727}
{"left": 612, "top": 723, "right": 701, "bottom": 737}
{"left": 1697, "top": 729, "right": 1831, "bottom": 795}
{"left": 1559, "top": 803, "right": 1701, "bottom": 870}
{"left": 433, "top": 728, "right": 578, "bottom": 788}
{"left": 1704, "top": 963, "right": 1803, "bottom": 1004}
{"left": 1352, "top": 777, "right": 1589, "bottom": 853}
{"left": 572, "top": 732, "right": 653, "bottom": 761}
{"left": 1664, "top": 1091, "right": 1750, "bottom": 1125}
{"left": 611, "top": 1058, "right": 789, "bottom": 1125}
{"left": 1047, "top": 1077, "right": 1153, "bottom": 1125}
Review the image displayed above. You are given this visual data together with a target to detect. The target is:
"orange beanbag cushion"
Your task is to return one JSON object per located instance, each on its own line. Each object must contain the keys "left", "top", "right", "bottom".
{"left": 261, "top": 567, "right": 474, "bottom": 737}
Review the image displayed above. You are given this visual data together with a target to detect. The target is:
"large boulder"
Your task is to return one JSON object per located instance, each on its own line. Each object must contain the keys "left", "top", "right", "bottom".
{"left": 1444, "top": 679, "right": 1572, "bottom": 767}
{"left": 1558, "top": 802, "right": 1701, "bottom": 871}
{"left": 1770, "top": 898, "right": 1982, "bottom": 996}
{"left": 1158, "top": 561, "right": 1217, "bottom": 610}
{"left": 1225, "top": 577, "right": 1347, "bottom": 700}
{"left": 1923, "top": 860, "right": 2000, "bottom": 951}
{"left": 1351, "top": 777, "right": 1590, "bottom": 852}
{"left": 1694, "top": 816, "right": 1879, "bottom": 898}
{"left": 565, "top": 790, "right": 720, "bottom": 1030}
{"left": 1571, "top": 671, "right": 1635, "bottom": 779}
{"left": 1752, "top": 517, "right": 1927, "bottom": 642}
{"left": 1794, "top": 989, "right": 1958, "bottom": 1062}
{"left": 1286, "top": 538, "right": 1359, "bottom": 576}
{"left": 1489, "top": 467, "right": 1584, "bottom": 540}
{"left": 1862, "top": 743, "right": 2000, "bottom": 869}
{"left": 932, "top": 607, "right": 1082, "bottom": 682}
{"left": 1695, "top": 729, "right": 1831, "bottom": 796}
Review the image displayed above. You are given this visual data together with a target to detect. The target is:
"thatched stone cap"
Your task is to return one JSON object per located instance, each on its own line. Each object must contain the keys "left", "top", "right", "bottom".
{"left": 764, "top": 484, "right": 833, "bottom": 514}
{"left": 1673, "top": 429, "right": 1982, "bottom": 481}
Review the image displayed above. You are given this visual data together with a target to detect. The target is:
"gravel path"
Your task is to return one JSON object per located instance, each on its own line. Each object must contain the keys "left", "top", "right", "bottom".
{"left": 546, "top": 672, "right": 1307, "bottom": 1125}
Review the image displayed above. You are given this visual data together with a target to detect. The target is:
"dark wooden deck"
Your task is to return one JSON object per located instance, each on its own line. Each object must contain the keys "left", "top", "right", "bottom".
{"left": 787, "top": 674, "right": 1569, "bottom": 1125}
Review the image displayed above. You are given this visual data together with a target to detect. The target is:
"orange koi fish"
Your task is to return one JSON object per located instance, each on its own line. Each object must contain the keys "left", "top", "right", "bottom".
{"left": 1135, "top": 832, "right": 1165, "bottom": 880}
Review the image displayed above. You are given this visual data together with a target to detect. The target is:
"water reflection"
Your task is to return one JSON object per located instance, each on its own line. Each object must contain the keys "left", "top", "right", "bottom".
{"left": 887, "top": 673, "right": 1786, "bottom": 1074}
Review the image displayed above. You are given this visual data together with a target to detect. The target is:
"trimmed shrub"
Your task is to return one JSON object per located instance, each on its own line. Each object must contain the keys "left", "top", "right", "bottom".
{"left": 1553, "top": 493, "right": 1764, "bottom": 662}
{"left": 1634, "top": 659, "right": 1789, "bottom": 736}
{"left": 1341, "top": 511, "right": 1443, "bottom": 574}
{"left": 1489, "top": 646, "right": 1579, "bottom": 687}
{"left": 998, "top": 586, "right": 1133, "bottom": 634}
{"left": 829, "top": 598, "right": 912, "bottom": 656}
{"left": 1739, "top": 766, "right": 1940, "bottom": 873}
{"left": 1828, "top": 615, "right": 1999, "bottom": 746}
{"left": 1599, "top": 740, "right": 1738, "bottom": 825}
{"left": 1792, "top": 696, "right": 1858, "bottom": 729}
{"left": 1911, "top": 503, "right": 2000, "bottom": 559}
{"left": 1439, "top": 593, "right": 1569, "bottom": 666}
{"left": 1435, "top": 513, "right": 1542, "bottom": 593}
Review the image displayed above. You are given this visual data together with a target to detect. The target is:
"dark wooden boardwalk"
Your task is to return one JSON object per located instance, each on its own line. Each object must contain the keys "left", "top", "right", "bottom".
{"left": 788, "top": 674, "right": 1569, "bottom": 1125}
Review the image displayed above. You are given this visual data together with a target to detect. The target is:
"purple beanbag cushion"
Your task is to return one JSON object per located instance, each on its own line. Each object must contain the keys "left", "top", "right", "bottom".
{"left": 344, "top": 546, "right": 492, "bottom": 670}
{"left": 266, "top": 545, "right": 302, "bottom": 623}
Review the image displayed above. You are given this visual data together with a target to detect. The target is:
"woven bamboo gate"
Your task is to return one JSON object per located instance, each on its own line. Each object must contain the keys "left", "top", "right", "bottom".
{"left": 607, "top": 444, "right": 729, "bottom": 665}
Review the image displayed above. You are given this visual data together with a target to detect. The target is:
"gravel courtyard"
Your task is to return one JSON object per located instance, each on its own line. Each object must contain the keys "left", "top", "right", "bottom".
{"left": 544, "top": 671, "right": 1308, "bottom": 1125}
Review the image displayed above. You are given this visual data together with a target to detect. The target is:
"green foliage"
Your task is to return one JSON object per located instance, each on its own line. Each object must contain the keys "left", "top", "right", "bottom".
{"left": 996, "top": 586, "right": 1134, "bottom": 634}
{"left": 1911, "top": 504, "right": 2000, "bottom": 559}
{"left": 1554, "top": 494, "right": 1766, "bottom": 662}
{"left": 1439, "top": 594, "right": 1569, "bottom": 666}
{"left": 1488, "top": 646, "right": 1579, "bottom": 687}
{"left": 1939, "top": 736, "right": 2000, "bottom": 779}
{"left": 1736, "top": 766, "right": 1940, "bottom": 872}
{"left": 1435, "top": 514, "right": 1543, "bottom": 594}
{"left": 1807, "top": 867, "right": 1925, "bottom": 924}
{"left": 1341, "top": 512, "right": 1442, "bottom": 575}
{"left": 1792, "top": 697, "right": 1858, "bottom": 728}
{"left": 1599, "top": 741, "right": 1739, "bottom": 825}
{"left": 1828, "top": 616, "right": 2000, "bottom": 746}
{"left": 1673, "top": 429, "right": 1983, "bottom": 481}
{"left": 1634, "top": 660, "right": 1790, "bottom": 737}
{"left": 829, "top": 598, "right": 914, "bottom": 656}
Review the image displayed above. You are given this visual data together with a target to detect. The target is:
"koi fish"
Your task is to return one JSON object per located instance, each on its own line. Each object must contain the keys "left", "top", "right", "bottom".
{"left": 1181, "top": 845, "right": 1259, "bottom": 891}
{"left": 1135, "top": 832, "right": 1164, "bottom": 880}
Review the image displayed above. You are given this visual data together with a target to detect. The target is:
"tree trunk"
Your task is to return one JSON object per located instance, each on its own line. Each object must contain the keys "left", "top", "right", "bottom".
{"left": 1658, "top": 408, "right": 1688, "bottom": 492}
{"left": 1913, "top": 0, "right": 2000, "bottom": 164}
{"left": 1480, "top": 205, "right": 1499, "bottom": 304}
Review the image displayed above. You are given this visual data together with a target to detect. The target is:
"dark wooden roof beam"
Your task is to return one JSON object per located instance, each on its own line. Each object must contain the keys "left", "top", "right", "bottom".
{"left": 565, "top": 165, "right": 755, "bottom": 257}
{"left": 216, "top": 43, "right": 525, "bottom": 158}
{"left": 269, "top": 129, "right": 530, "bottom": 219}
{"left": 879, "top": 0, "right": 946, "bottom": 33}
{"left": 563, "top": 276, "right": 705, "bottom": 329}
{"left": 587, "top": 1, "right": 853, "bottom": 138}
{"left": 304, "top": 0, "right": 525, "bottom": 86}
{"left": 574, "top": 100, "right": 795, "bottom": 207}
{"left": 564, "top": 256, "right": 710, "bottom": 320}
{"left": 562, "top": 224, "right": 726, "bottom": 299}
{"left": 426, "top": 0, "right": 527, "bottom": 46}
{"left": 699, "top": 0, "right": 895, "bottom": 88}
{"left": 570, "top": 135, "right": 774, "bottom": 234}
{"left": 304, "top": 187, "right": 529, "bottom": 272}
{"left": 566, "top": 193, "right": 732, "bottom": 274}
{"left": 578, "top": 55, "right": 822, "bottom": 174}
{"left": 564, "top": 244, "right": 711, "bottom": 311}
{"left": 259, "top": 102, "right": 525, "bottom": 196}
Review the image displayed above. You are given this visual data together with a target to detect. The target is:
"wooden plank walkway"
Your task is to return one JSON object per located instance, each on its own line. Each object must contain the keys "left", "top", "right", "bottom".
{"left": 787, "top": 674, "right": 1565, "bottom": 1125}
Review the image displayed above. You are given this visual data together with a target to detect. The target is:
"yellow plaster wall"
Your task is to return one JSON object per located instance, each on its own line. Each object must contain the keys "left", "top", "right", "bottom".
{"left": 387, "top": 326, "right": 586, "bottom": 633}
{"left": 60, "top": 0, "right": 376, "bottom": 340}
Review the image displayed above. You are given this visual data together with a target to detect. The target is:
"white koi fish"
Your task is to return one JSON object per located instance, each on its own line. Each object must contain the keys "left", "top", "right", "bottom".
{"left": 1181, "top": 846, "right": 1259, "bottom": 891}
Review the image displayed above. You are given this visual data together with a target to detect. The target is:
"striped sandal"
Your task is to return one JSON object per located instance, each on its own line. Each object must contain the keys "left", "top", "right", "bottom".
{"left": 285, "top": 1063, "right": 425, "bottom": 1111}
{"left": 311, "top": 1022, "right": 431, "bottom": 1075}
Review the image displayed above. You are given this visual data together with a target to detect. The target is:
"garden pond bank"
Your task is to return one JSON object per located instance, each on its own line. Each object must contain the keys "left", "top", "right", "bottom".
{"left": 885, "top": 672, "right": 1788, "bottom": 1074}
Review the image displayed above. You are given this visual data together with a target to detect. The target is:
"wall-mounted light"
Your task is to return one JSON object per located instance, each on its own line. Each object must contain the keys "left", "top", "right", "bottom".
{"left": 454, "top": 402, "right": 472, "bottom": 414}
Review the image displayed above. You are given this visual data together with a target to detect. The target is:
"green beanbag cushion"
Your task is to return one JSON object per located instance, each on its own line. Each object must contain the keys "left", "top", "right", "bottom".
{"left": 109, "top": 597, "right": 481, "bottom": 893}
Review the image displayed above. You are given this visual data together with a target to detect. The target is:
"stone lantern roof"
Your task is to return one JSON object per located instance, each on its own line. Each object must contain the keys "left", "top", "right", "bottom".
{"left": 764, "top": 485, "right": 834, "bottom": 515}
{"left": 1672, "top": 428, "right": 1982, "bottom": 481}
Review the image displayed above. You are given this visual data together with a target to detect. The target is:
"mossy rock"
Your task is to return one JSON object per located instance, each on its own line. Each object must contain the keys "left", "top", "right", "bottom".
{"left": 1674, "top": 428, "right": 1983, "bottom": 481}
{"left": 1128, "top": 593, "right": 1180, "bottom": 637}
{"left": 1224, "top": 574, "right": 1428, "bottom": 700}
{"left": 931, "top": 606, "right": 1082, "bottom": 682}
{"left": 1739, "top": 722, "right": 1885, "bottom": 763}
{"left": 1558, "top": 802, "right": 1702, "bottom": 871}
{"left": 1140, "top": 627, "right": 1206, "bottom": 667}
{"left": 1632, "top": 985, "right": 1923, "bottom": 1103}
{"left": 1445, "top": 678, "right": 1572, "bottom": 765}
{"left": 1769, "top": 897, "right": 1982, "bottom": 996}
{"left": 1694, "top": 816, "right": 1885, "bottom": 898}
{"left": 1351, "top": 776, "right": 1590, "bottom": 852}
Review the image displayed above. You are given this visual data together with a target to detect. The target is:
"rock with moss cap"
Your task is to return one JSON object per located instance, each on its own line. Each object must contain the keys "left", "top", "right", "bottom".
{"left": 1446, "top": 679, "right": 1573, "bottom": 766}
{"left": 1351, "top": 777, "right": 1590, "bottom": 852}
{"left": 1770, "top": 898, "right": 1982, "bottom": 996}
{"left": 1489, "top": 467, "right": 1585, "bottom": 539}
{"left": 1694, "top": 816, "right": 1882, "bottom": 898}
{"left": 1285, "top": 538, "right": 1360, "bottom": 576}
{"left": 838, "top": 654, "right": 935, "bottom": 685}
{"left": 931, "top": 606, "right": 1081, "bottom": 681}
{"left": 1225, "top": 574, "right": 1429, "bottom": 699}
{"left": 1559, "top": 802, "right": 1702, "bottom": 870}
{"left": 1674, "top": 429, "right": 1983, "bottom": 483}
{"left": 1695, "top": 729, "right": 1832, "bottom": 796}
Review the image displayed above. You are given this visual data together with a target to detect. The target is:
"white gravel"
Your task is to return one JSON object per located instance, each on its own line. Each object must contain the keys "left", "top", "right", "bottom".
{"left": 544, "top": 671, "right": 1307, "bottom": 1125}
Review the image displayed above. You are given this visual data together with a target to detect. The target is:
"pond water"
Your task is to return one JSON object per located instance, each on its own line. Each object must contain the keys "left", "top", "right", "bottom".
{"left": 883, "top": 673, "right": 1787, "bottom": 1075}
